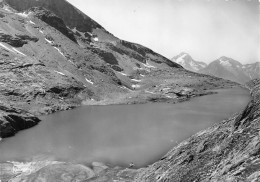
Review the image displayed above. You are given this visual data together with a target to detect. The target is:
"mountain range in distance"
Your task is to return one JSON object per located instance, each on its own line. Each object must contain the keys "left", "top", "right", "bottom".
{"left": 172, "top": 52, "right": 260, "bottom": 84}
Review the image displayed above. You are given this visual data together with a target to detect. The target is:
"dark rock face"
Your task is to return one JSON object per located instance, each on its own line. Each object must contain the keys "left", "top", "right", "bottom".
{"left": 30, "top": 7, "right": 77, "bottom": 43}
{"left": 0, "top": 105, "right": 40, "bottom": 138}
{"left": 90, "top": 48, "right": 119, "bottom": 65}
{"left": 121, "top": 40, "right": 182, "bottom": 68}
{"left": 4, "top": 0, "right": 103, "bottom": 32}
{"left": 0, "top": 33, "right": 38, "bottom": 47}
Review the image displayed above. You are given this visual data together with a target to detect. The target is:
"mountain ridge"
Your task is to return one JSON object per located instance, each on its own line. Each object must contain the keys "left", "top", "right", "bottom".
{"left": 171, "top": 52, "right": 207, "bottom": 72}
{"left": 172, "top": 52, "right": 260, "bottom": 84}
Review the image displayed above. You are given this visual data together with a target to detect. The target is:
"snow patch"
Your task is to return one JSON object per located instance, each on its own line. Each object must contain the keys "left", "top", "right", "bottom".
{"left": 39, "top": 30, "right": 44, "bottom": 34}
{"left": 162, "top": 88, "right": 171, "bottom": 91}
{"left": 12, "top": 48, "right": 26, "bottom": 56}
{"left": 219, "top": 59, "right": 232, "bottom": 67}
{"left": 0, "top": 43, "right": 16, "bottom": 53}
{"left": 16, "top": 12, "right": 31, "bottom": 18}
{"left": 142, "top": 62, "right": 156, "bottom": 68}
{"left": 45, "top": 38, "right": 53, "bottom": 44}
{"left": 85, "top": 78, "right": 94, "bottom": 84}
{"left": 131, "top": 79, "right": 141, "bottom": 82}
{"left": 93, "top": 37, "right": 99, "bottom": 41}
{"left": 3, "top": 5, "right": 13, "bottom": 12}
{"left": 118, "top": 72, "right": 127, "bottom": 76}
{"left": 28, "top": 20, "right": 35, "bottom": 25}
{"left": 132, "top": 84, "right": 141, "bottom": 89}
{"left": 54, "top": 47, "right": 65, "bottom": 57}
{"left": 54, "top": 71, "right": 65, "bottom": 76}
{"left": 68, "top": 60, "right": 76, "bottom": 66}
{"left": 145, "top": 90, "right": 155, "bottom": 94}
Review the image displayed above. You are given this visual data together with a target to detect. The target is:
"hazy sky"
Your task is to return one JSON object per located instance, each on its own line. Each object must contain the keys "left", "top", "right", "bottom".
{"left": 67, "top": 0, "right": 259, "bottom": 64}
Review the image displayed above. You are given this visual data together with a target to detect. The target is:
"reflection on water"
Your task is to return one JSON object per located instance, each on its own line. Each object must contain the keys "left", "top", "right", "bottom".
{"left": 0, "top": 88, "right": 250, "bottom": 167}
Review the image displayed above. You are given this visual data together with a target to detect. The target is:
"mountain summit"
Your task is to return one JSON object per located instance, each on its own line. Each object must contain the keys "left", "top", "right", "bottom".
{"left": 200, "top": 57, "right": 259, "bottom": 84}
{"left": 171, "top": 52, "right": 207, "bottom": 72}
{"left": 172, "top": 52, "right": 260, "bottom": 84}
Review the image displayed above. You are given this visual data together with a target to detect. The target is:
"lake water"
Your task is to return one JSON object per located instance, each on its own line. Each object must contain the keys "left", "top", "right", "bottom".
{"left": 0, "top": 88, "right": 251, "bottom": 167}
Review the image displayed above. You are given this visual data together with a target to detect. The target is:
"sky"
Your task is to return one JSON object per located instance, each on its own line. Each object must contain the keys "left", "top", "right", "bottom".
{"left": 67, "top": 0, "right": 259, "bottom": 64}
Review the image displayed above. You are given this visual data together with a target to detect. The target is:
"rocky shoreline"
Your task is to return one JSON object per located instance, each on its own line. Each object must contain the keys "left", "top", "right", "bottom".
{"left": 0, "top": 66, "right": 238, "bottom": 139}
{"left": 1, "top": 80, "right": 258, "bottom": 182}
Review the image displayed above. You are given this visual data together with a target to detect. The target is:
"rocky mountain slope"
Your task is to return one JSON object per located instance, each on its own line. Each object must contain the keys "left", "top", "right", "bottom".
{"left": 0, "top": 0, "right": 238, "bottom": 138}
{"left": 171, "top": 52, "right": 207, "bottom": 72}
{"left": 243, "top": 62, "right": 260, "bottom": 80}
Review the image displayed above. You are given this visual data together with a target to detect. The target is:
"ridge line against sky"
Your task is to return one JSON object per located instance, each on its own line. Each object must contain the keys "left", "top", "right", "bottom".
{"left": 67, "top": 0, "right": 260, "bottom": 64}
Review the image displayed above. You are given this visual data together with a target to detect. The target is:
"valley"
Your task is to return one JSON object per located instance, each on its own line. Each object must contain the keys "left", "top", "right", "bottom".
{"left": 0, "top": 0, "right": 237, "bottom": 139}
{"left": 0, "top": 0, "right": 260, "bottom": 182}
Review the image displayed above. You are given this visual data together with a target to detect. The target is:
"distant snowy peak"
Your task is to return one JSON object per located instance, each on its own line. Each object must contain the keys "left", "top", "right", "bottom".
{"left": 175, "top": 53, "right": 188, "bottom": 65}
{"left": 199, "top": 57, "right": 260, "bottom": 84}
{"left": 172, "top": 52, "right": 207, "bottom": 72}
{"left": 217, "top": 56, "right": 243, "bottom": 68}
{"left": 219, "top": 58, "right": 232, "bottom": 67}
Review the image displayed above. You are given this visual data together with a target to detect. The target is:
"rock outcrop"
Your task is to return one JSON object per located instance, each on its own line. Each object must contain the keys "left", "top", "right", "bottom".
{"left": 4, "top": 0, "right": 103, "bottom": 33}
{"left": 0, "top": 32, "right": 38, "bottom": 47}
{"left": 30, "top": 7, "right": 77, "bottom": 43}
{"left": 0, "top": 104, "right": 40, "bottom": 138}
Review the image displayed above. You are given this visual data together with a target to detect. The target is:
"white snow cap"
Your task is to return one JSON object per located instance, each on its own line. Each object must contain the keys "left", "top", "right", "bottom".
{"left": 219, "top": 58, "right": 232, "bottom": 67}
{"left": 176, "top": 53, "right": 188, "bottom": 64}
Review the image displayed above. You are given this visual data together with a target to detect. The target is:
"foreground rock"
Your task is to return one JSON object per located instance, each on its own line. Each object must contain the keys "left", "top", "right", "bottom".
{"left": 0, "top": 104, "right": 40, "bottom": 138}
{"left": 0, "top": 161, "right": 95, "bottom": 182}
